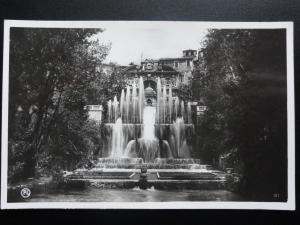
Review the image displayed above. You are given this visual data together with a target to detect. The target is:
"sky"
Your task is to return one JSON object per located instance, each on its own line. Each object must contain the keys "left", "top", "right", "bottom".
{"left": 93, "top": 22, "right": 208, "bottom": 66}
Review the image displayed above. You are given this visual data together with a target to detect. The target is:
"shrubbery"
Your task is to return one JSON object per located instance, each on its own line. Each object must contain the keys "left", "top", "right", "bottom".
{"left": 193, "top": 29, "right": 287, "bottom": 200}
{"left": 8, "top": 28, "right": 110, "bottom": 183}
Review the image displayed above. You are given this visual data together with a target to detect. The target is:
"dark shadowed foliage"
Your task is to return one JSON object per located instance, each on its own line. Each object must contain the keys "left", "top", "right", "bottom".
{"left": 192, "top": 29, "right": 287, "bottom": 201}
{"left": 8, "top": 28, "right": 110, "bottom": 182}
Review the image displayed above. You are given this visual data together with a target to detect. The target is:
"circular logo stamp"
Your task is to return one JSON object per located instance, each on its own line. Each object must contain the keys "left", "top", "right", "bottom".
{"left": 20, "top": 187, "right": 31, "bottom": 198}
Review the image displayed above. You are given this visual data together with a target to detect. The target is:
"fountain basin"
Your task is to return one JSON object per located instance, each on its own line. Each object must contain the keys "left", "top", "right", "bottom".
{"left": 64, "top": 170, "right": 227, "bottom": 190}
{"left": 64, "top": 161, "right": 228, "bottom": 190}
{"left": 94, "top": 157, "right": 204, "bottom": 169}
{"left": 97, "top": 157, "right": 144, "bottom": 164}
{"left": 154, "top": 158, "right": 201, "bottom": 164}
{"left": 157, "top": 172, "right": 219, "bottom": 180}
{"left": 94, "top": 163, "right": 203, "bottom": 169}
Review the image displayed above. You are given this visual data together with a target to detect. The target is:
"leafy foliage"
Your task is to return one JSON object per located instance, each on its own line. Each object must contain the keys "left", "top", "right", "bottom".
{"left": 193, "top": 29, "right": 287, "bottom": 200}
{"left": 8, "top": 28, "right": 110, "bottom": 182}
{"left": 86, "top": 63, "right": 126, "bottom": 122}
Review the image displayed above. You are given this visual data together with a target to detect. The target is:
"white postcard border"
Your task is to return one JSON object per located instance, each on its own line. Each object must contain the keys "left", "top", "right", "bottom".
{"left": 1, "top": 20, "right": 295, "bottom": 210}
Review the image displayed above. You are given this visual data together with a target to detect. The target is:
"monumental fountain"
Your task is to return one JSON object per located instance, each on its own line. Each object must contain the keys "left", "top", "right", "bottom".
{"left": 106, "top": 77, "right": 194, "bottom": 161}
{"left": 65, "top": 76, "right": 227, "bottom": 190}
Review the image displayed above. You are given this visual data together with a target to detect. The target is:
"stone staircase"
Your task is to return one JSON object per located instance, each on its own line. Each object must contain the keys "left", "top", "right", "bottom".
{"left": 64, "top": 157, "right": 228, "bottom": 190}
{"left": 94, "top": 157, "right": 213, "bottom": 170}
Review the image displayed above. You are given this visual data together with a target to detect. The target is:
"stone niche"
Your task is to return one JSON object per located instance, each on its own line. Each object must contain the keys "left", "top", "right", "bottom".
{"left": 84, "top": 105, "right": 103, "bottom": 122}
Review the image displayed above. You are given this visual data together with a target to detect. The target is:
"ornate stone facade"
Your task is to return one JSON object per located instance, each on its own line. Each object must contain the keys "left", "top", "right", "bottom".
{"left": 121, "top": 49, "right": 198, "bottom": 101}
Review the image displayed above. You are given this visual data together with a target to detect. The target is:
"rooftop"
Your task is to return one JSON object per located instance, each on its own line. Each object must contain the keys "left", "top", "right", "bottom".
{"left": 183, "top": 49, "right": 197, "bottom": 52}
{"left": 159, "top": 56, "right": 195, "bottom": 61}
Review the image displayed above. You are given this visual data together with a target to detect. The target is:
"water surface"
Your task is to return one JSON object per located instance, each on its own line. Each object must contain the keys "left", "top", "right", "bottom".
{"left": 26, "top": 187, "right": 244, "bottom": 202}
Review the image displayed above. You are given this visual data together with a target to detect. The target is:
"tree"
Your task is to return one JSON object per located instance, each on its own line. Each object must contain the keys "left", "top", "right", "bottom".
{"left": 85, "top": 63, "right": 126, "bottom": 122}
{"left": 8, "top": 28, "right": 110, "bottom": 181}
{"left": 193, "top": 29, "right": 287, "bottom": 200}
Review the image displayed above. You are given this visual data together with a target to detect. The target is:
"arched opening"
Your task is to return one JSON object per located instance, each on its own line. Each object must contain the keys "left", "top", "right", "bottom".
{"left": 144, "top": 79, "right": 157, "bottom": 92}
{"left": 146, "top": 98, "right": 153, "bottom": 106}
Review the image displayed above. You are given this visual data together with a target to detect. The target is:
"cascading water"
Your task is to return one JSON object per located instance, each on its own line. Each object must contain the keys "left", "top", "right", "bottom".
{"left": 110, "top": 118, "right": 124, "bottom": 157}
{"left": 142, "top": 106, "right": 156, "bottom": 140}
{"left": 132, "top": 83, "right": 137, "bottom": 123}
{"left": 168, "top": 86, "right": 173, "bottom": 123}
{"left": 162, "top": 85, "right": 167, "bottom": 124}
{"left": 181, "top": 100, "right": 185, "bottom": 122}
{"left": 138, "top": 76, "right": 145, "bottom": 124}
{"left": 125, "top": 105, "right": 173, "bottom": 162}
{"left": 107, "top": 76, "right": 194, "bottom": 161}
{"left": 125, "top": 86, "right": 131, "bottom": 123}
{"left": 120, "top": 89, "right": 125, "bottom": 121}
{"left": 187, "top": 101, "right": 192, "bottom": 124}
{"left": 113, "top": 96, "right": 119, "bottom": 123}
{"left": 156, "top": 77, "right": 161, "bottom": 124}
{"left": 175, "top": 97, "right": 179, "bottom": 119}
{"left": 170, "top": 117, "right": 191, "bottom": 158}
{"left": 107, "top": 100, "right": 112, "bottom": 123}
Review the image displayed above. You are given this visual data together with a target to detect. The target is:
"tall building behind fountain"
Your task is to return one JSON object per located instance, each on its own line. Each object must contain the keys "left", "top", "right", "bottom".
{"left": 87, "top": 50, "right": 202, "bottom": 162}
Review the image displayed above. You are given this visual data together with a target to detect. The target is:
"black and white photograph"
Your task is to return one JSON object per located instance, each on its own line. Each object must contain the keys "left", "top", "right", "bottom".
{"left": 1, "top": 21, "right": 295, "bottom": 209}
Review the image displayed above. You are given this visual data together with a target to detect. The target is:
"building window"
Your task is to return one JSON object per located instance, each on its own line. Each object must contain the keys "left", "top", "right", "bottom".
{"left": 165, "top": 78, "right": 169, "bottom": 86}
{"left": 172, "top": 79, "right": 176, "bottom": 86}
{"left": 187, "top": 60, "right": 190, "bottom": 67}
{"left": 174, "top": 61, "right": 178, "bottom": 68}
